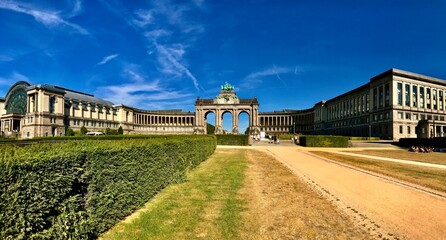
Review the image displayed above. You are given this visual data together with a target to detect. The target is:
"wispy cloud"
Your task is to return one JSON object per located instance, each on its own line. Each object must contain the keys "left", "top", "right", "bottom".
{"left": 0, "top": 0, "right": 88, "bottom": 34}
{"left": 96, "top": 54, "right": 119, "bottom": 66}
{"left": 154, "top": 42, "right": 200, "bottom": 91}
{"left": 243, "top": 65, "right": 295, "bottom": 89}
{"left": 99, "top": 0, "right": 204, "bottom": 92}
{"left": 0, "top": 71, "right": 30, "bottom": 95}
{"left": 133, "top": 9, "right": 155, "bottom": 28}
{"left": 98, "top": 80, "right": 192, "bottom": 109}
{"left": 0, "top": 55, "right": 14, "bottom": 62}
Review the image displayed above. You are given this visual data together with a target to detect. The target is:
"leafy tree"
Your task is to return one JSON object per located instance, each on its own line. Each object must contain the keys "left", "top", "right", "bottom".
{"left": 118, "top": 126, "right": 124, "bottom": 135}
{"left": 244, "top": 127, "right": 250, "bottom": 135}
{"left": 80, "top": 126, "right": 88, "bottom": 135}
{"left": 206, "top": 123, "right": 215, "bottom": 134}
{"left": 65, "top": 127, "right": 75, "bottom": 136}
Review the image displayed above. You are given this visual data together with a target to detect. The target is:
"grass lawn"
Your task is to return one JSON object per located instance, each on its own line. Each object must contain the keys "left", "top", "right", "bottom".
{"left": 312, "top": 151, "right": 446, "bottom": 193}
{"left": 343, "top": 149, "right": 446, "bottom": 165}
{"left": 101, "top": 149, "right": 369, "bottom": 239}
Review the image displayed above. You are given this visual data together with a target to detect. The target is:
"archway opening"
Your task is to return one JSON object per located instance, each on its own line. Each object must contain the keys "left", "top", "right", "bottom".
{"left": 222, "top": 111, "right": 233, "bottom": 134}
{"left": 204, "top": 111, "right": 216, "bottom": 134}
{"left": 238, "top": 111, "right": 250, "bottom": 134}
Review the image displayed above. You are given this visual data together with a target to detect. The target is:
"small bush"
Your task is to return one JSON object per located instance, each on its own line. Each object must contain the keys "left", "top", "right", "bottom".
{"left": 65, "top": 127, "right": 75, "bottom": 136}
{"left": 300, "top": 135, "right": 349, "bottom": 147}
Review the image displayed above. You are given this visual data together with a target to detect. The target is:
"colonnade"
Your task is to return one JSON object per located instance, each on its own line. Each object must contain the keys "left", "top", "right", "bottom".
{"left": 133, "top": 113, "right": 195, "bottom": 126}
{"left": 258, "top": 114, "right": 313, "bottom": 126}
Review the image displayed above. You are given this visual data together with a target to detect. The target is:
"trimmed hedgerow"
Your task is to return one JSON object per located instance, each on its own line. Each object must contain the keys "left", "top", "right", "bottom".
{"left": 299, "top": 135, "right": 349, "bottom": 148}
{"left": 0, "top": 136, "right": 216, "bottom": 239}
{"left": 216, "top": 134, "right": 249, "bottom": 146}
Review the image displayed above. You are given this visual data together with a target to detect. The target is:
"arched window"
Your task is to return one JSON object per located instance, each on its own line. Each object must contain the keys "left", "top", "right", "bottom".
{"left": 5, "top": 81, "right": 30, "bottom": 115}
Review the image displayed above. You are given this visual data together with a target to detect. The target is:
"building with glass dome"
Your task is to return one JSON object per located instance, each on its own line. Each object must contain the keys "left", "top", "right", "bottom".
{"left": 1, "top": 68, "right": 446, "bottom": 140}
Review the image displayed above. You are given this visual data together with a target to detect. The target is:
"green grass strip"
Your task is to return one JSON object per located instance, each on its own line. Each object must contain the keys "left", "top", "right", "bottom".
{"left": 101, "top": 149, "right": 247, "bottom": 240}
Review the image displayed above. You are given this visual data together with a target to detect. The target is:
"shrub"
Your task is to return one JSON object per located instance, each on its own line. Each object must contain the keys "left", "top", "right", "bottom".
{"left": 216, "top": 134, "right": 249, "bottom": 145}
{"left": 0, "top": 135, "right": 216, "bottom": 239}
{"left": 349, "top": 137, "right": 380, "bottom": 141}
{"left": 299, "top": 135, "right": 349, "bottom": 147}
{"left": 117, "top": 126, "right": 123, "bottom": 135}
{"left": 80, "top": 126, "right": 88, "bottom": 135}
{"left": 65, "top": 127, "right": 75, "bottom": 136}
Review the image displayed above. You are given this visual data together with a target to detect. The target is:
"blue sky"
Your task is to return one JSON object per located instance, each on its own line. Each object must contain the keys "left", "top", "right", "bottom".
{"left": 1, "top": 0, "right": 446, "bottom": 132}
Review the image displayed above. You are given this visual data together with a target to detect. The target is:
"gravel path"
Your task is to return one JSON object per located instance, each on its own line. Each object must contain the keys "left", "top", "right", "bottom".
{"left": 218, "top": 145, "right": 446, "bottom": 239}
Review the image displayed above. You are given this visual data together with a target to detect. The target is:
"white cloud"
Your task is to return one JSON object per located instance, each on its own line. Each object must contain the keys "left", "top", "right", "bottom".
{"left": 154, "top": 42, "right": 200, "bottom": 91}
{"left": 0, "top": 0, "right": 88, "bottom": 34}
{"left": 0, "top": 55, "right": 13, "bottom": 62}
{"left": 97, "top": 77, "right": 193, "bottom": 109}
{"left": 101, "top": 0, "right": 204, "bottom": 92}
{"left": 133, "top": 9, "right": 155, "bottom": 28}
{"left": 245, "top": 65, "right": 293, "bottom": 80}
{"left": 0, "top": 72, "right": 30, "bottom": 97}
{"left": 96, "top": 54, "right": 119, "bottom": 66}
{"left": 144, "top": 29, "right": 171, "bottom": 40}
{"left": 242, "top": 65, "right": 295, "bottom": 89}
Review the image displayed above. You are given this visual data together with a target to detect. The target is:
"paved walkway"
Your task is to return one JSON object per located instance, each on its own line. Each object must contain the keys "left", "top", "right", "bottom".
{"left": 218, "top": 145, "right": 446, "bottom": 239}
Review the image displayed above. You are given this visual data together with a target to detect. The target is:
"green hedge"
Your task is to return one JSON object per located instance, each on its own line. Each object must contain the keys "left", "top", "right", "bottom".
{"left": 216, "top": 135, "right": 249, "bottom": 145}
{"left": 349, "top": 137, "right": 380, "bottom": 141}
{"left": 0, "top": 135, "right": 216, "bottom": 239}
{"left": 299, "top": 135, "right": 349, "bottom": 147}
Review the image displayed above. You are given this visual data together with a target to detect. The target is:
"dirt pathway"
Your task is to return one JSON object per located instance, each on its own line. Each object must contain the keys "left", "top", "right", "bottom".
{"left": 254, "top": 146, "right": 446, "bottom": 240}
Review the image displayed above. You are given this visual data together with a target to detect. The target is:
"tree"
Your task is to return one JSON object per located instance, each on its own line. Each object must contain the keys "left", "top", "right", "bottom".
{"left": 244, "top": 127, "right": 250, "bottom": 135}
{"left": 65, "top": 127, "right": 75, "bottom": 136}
{"left": 206, "top": 123, "right": 215, "bottom": 134}
{"left": 80, "top": 126, "right": 88, "bottom": 135}
{"left": 118, "top": 126, "right": 124, "bottom": 135}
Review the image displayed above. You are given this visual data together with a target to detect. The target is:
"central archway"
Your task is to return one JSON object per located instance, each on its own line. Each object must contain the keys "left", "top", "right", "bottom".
{"left": 194, "top": 82, "right": 259, "bottom": 134}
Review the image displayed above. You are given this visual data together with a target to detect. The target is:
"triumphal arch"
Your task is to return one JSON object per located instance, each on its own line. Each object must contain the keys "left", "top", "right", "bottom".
{"left": 195, "top": 82, "right": 259, "bottom": 134}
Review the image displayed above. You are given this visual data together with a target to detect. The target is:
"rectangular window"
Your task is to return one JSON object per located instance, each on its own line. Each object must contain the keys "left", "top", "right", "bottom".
{"left": 366, "top": 94, "right": 370, "bottom": 111}
{"left": 412, "top": 85, "right": 417, "bottom": 107}
{"left": 385, "top": 83, "right": 390, "bottom": 107}
{"left": 405, "top": 84, "right": 410, "bottom": 106}
{"left": 373, "top": 88, "right": 378, "bottom": 109}
{"left": 426, "top": 88, "right": 431, "bottom": 109}
{"left": 49, "top": 96, "right": 55, "bottom": 113}
{"left": 397, "top": 82, "right": 402, "bottom": 105}
{"left": 433, "top": 89, "right": 437, "bottom": 110}
{"left": 440, "top": 91, "right": 444, "bottom": 110}
{"left": 420, "top": 87, "right": 424, "bottom": 108}
{"left": 407, "top": 126, "right": 411, "bottom": 134}
{"left": 398, "top": 112, "right": 403, "bottom": 119}
{"left": 399, "top": 125, "right": 403, "bottom": 134}
{"left": 379, "top": 85, "right": 384, "bottom": 108}
{"left": 405, "top": 113, "right": 411, "bottom": 120}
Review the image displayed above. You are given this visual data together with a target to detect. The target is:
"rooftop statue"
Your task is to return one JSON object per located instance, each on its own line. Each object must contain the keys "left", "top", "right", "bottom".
{"left": 221, "top": 82, "right": 234, "bottom": 91}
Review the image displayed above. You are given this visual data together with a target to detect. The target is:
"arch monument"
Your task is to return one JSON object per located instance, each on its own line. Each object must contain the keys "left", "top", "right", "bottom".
{"left": 194, "top": 82, "right": 259, "bottom": 134}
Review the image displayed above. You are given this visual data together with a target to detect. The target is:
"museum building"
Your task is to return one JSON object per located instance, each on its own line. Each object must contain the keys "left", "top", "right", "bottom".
{"left": 1, "top": 68, "right": 446, "bottom": 140}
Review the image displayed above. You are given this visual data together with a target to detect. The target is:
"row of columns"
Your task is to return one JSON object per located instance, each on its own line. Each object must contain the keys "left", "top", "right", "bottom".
{"left": 133, "top": 114, "right": 194, "bottom": 126}
{"left": 259, "top": 114, "right": 312, "bottom": 126}
{"left": 397, "top": 82, "right": 446, "bottom": 111}
{"left": 70, "top": 101, "right": 116, "bottom": 121}
{"left": 328, "top": 93, "right": 370, "bottom": 121}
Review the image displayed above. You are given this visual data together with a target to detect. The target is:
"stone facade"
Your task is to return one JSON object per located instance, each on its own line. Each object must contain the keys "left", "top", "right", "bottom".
{"left": 1, "top": 69, "right": 446, "bottom": 140}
